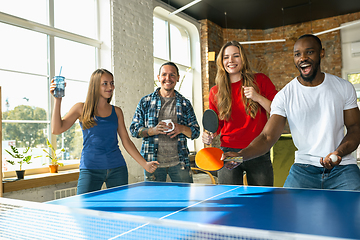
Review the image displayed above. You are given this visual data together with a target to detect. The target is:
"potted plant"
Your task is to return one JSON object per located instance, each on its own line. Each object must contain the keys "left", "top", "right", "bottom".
{"left": 5, "top": 145, "right": 32, "bottom": 179}
{"left": 43, "top": 139, "right": 64, "bottom": 173}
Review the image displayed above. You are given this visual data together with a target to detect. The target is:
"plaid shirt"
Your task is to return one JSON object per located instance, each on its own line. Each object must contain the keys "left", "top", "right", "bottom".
{"left": 130, "top": 88, "right": 200, "bottom": 167}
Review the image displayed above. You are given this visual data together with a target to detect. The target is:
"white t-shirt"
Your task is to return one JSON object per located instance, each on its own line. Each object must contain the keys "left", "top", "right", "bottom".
{"left": 271, "top": 73, "right": 358, "bottom": 167}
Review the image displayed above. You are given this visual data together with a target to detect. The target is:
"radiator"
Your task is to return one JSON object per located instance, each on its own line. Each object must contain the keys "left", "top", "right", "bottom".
{"left": 54, "top": 187, "right": 77, "bottom": 200}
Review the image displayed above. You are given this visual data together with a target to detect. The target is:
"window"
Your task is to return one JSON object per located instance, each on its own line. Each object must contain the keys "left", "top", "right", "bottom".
{"left": 153, "top": 15, "right": 194, "bottom": 151}
{"left": 348, "top": 73, "right": 360, "bottom": 101}
{"left": 1, "top": 0, "right": 99, "bottom": 172}
{"left": 54, "top": 0, "right": 97, "bottom": 39}
{"left": 347, "top": 72, "right": 360, "bottom": 163}
{"left": 0, "top": 0, "right": 48, "bottom": 25}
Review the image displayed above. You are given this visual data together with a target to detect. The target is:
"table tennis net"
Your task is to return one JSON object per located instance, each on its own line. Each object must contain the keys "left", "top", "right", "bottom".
{"left": 0, "top": 197, "right": 328, "bottom": 240}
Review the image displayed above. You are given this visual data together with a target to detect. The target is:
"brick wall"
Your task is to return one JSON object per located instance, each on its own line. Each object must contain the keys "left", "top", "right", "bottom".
{"left": 201, "top": 11, "right": 360, "bottom": 111}
{"left": 200, "top": 20, "right": 223, "bottom": 110}
{"left": 111, "top": 0, "right": 154, "bottom": 183}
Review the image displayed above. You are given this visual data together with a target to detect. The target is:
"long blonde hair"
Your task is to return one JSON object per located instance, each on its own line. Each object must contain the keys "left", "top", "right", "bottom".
{"left": 80, "top": 69, "right": 113, "bottom": 129}
{"left": 215, "top": 41, "right": 259, "bottom": 121}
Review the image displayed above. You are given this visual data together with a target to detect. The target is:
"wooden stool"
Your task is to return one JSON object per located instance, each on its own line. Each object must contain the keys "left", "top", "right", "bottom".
{"left": 243, "top": 172, "right": 248, "bottom": 186}
{"left": 191, "top": 167, "right": 216, "bottom": 184}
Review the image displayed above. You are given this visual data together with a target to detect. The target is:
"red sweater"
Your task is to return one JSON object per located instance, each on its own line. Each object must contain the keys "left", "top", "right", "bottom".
{"left": 209, "top": 73, "right": 278, "bottom": 149}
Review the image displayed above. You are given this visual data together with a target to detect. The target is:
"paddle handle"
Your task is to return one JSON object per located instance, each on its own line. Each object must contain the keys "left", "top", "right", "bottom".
{"left": 224, "top": 156, "right": 243, "bottom": 163}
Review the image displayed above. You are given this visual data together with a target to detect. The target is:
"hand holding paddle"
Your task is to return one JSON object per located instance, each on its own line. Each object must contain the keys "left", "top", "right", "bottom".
{"left": 195, "top": 147, "right": 243, "bottom": 171}
{"left": 202, "top": 132, "right": 214, "bottom": 145}
{"left": 222, "top": 151, "right": 243, "bottom": 170}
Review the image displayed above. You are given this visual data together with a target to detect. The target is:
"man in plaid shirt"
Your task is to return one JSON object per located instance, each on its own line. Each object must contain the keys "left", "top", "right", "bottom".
{"left": 130, "top": 62, "right": 200, "bottom": 183}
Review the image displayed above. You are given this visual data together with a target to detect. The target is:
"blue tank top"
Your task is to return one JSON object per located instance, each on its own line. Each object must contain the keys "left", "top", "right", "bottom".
{"left": 79, "top": 106, "right": 126, "bottom": 169}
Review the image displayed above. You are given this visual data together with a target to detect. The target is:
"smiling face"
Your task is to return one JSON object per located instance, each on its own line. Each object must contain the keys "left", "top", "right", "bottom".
{"left": 158, "top": 64, "right": 179, "bottom": 92}
{"left": 293, "top": 36, "right": 324, "bottom": 83}
{"left": 222, "top": 45, "right": 243, "bottom": 76}
{"left": 99, "top": 72, "right": 114, "bottom": 100}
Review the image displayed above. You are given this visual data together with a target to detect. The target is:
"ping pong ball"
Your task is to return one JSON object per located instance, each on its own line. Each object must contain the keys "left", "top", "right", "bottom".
{"left": 329, "top": 154, "right": 337, "bottom": 162}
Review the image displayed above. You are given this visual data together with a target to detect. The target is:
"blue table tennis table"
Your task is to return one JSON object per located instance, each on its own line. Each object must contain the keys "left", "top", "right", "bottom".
{"left": 47, "top": 181, "right": 360, "bottom": 239}
{"left": 1, "top": 181, "right": 360, "bottom": 239}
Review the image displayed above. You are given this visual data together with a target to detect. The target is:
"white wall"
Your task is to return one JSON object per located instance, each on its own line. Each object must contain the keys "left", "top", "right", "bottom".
{"left": 340, "top": 20, "right": 360, "bottom": 162}
{"left": 3, "top": 181, "right": 77, "bottom": 202}
{"left": 341, "top": 20, "right": 360, "bottom": 78}
{"left": 111, "top": 0, "right": 154, "bottom": 183}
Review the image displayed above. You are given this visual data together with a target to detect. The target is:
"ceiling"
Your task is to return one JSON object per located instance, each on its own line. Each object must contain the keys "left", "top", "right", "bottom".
{"left": 160, "top": 0, "right": 360, "bottom": 29}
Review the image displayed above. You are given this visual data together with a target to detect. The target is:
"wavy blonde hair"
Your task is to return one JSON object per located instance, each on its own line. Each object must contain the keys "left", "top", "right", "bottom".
{"left": 80, "top": 69, "right": 113, "bottom": 129}
{"left": 215, "top": 41, "right": 259, "bottom": 121}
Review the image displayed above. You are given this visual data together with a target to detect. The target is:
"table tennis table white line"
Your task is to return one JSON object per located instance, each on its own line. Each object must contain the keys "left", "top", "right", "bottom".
{"left": 108, "top": 222, "right": 151, "bottom": 240}
{"left": 158, "top": 185, "right": 243, "bottom": 220}
{"left": 109, "top": 185, "right": 242, "bottom": 240}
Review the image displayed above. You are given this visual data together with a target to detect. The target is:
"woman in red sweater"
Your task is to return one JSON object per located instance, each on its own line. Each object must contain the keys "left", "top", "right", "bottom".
{"left": 203, "top": 41, "right": 278, "bottom": 186}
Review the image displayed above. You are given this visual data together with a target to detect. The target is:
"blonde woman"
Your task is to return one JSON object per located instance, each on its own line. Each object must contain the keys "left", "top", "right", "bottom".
{"left": 202, "top": 41, "right": 277, "bottom": 186}
{"left": 51, "top": 69, "right": 158, "bottom": 194}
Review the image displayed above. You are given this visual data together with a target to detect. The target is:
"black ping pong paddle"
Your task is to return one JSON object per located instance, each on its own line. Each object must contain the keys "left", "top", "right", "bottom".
{"left": 202, "top": 109, "right": 218, "bottom": 134}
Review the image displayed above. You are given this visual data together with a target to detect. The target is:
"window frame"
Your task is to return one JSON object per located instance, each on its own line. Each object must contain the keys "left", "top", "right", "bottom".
{"left": 344, "top": 71, "right": 360, "bottom": 163}
{"left": 153, "top": 11, "right": 196, "bottom": 152}
{"left": 153, "top": 4, "right": 202, "bottom": 153}
{"left": 153, "top": 14, "right": 191, "bottom": 67}
{"left": 0, "top": 0, "right": 101, "bottom": 177}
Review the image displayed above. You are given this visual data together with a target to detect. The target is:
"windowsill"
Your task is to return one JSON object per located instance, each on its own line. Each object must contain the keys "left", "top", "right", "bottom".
{"left": 2, "top": 165, "right": 79, "bottom": 193}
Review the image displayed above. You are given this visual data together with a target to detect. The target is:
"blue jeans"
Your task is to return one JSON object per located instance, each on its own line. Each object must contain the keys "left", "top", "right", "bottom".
{"left": 284, "top": 163, "right": 360, "bottom": 190}
{"left": 144, "top": 163, "right": 193, "bottom": 183}
{"left": 218, "top": 147, "right": 273, "bottom": 186}
{"left": 77, "top": 165, "right": 128, "bottom": 194}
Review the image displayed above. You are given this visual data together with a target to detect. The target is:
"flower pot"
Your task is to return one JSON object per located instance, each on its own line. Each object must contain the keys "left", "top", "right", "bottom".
{"left": 16, "top": 170, "right": 25, "bottom": 179}
{"left": 49, "top": 165, "right": 59, "bottom": 173}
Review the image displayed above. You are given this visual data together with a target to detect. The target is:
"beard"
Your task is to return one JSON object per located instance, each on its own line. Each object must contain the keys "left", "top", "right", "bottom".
{"left": 300, "top": 66, "right": 318, "bottom": 82}
{"left": 163, "top": 86, "right": 175, "bottom": 92}
{"left": 298, "top": 58, "right": 321, "bottom": 83}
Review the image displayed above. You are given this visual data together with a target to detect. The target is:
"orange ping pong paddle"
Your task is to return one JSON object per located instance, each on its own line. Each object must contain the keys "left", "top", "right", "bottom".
{"left": 195, "top": 147, "right": 243, "bottom": 171}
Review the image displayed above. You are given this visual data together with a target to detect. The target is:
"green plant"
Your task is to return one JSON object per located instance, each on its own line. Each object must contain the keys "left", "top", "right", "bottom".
{"left": 5, "top": 145, "right": 32, "bottom": 171}
{"left": 43, "top": 139, "right": 64, "bottom": 166}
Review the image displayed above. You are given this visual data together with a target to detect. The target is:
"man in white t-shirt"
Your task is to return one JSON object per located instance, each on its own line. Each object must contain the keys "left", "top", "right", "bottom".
{"left": 223, "top": 34, "right": 360, "bottom": 190}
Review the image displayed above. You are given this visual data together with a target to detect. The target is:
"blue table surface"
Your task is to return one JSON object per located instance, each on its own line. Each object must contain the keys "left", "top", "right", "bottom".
{"left": 49, "top": 182, "right": 360, "bottom": 239}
